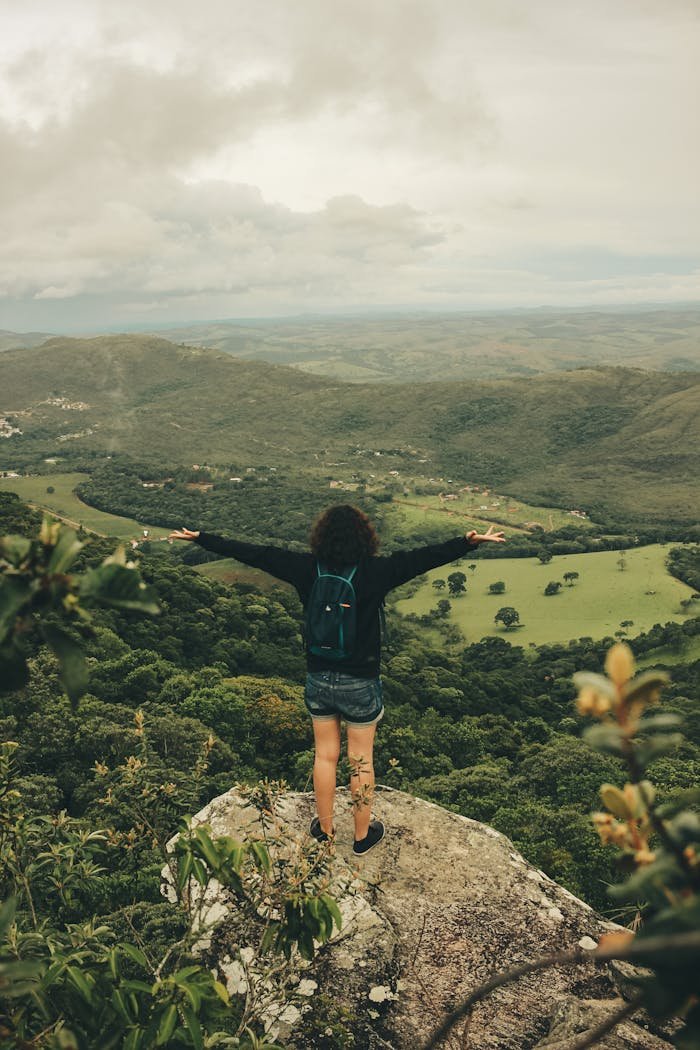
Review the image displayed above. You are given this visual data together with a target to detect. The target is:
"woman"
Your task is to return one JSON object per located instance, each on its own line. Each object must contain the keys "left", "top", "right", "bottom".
{"left": 170, "top": 506, "right": 504, "bottom": 855}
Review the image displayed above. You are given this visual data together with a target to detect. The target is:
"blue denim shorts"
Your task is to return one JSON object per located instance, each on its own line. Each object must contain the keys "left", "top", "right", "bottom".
{"left": 304, "top": 671, "right": 384, "bottom": 726}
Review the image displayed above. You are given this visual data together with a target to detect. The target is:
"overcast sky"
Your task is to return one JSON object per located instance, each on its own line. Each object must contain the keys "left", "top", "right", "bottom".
{"left": 1, "top": 0, "right": 698, "bottom": 331}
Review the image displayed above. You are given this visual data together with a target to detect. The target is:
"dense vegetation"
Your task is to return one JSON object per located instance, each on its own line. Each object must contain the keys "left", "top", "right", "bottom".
{"left": 1, "top": 488, "right": 699, "bottom": 1046}
{"left": 2, "top": 492, "right": 698, "bottom": 918}
{"left": 74, "top": 459, "right": 390, "bottom": 551}
{"left": 1, "top": 335, "right": 699, "bottom": 523}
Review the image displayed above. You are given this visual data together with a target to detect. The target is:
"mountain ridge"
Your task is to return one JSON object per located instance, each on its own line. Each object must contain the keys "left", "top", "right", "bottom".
{"left": 2, "top": 335, "right": 698, "bottom": 523}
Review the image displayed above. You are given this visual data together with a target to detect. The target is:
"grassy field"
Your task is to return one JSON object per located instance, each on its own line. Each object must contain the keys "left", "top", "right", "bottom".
{"left": 0, "top": 473, "right": 171, "bottom": 540}
{"left": 384, "top": 489, "right": 593, "bottom": 536}
{"left": 194, "top": 559, "right": 287, "bottom": 592}
{"left": 395, "top": 544, "right": 696, "bottom": 647}
{"left": 2, "top": 471, "right": 696, "bottom": 652}
{"left": 637, "top": 634, "right": 700, "bottom": 668}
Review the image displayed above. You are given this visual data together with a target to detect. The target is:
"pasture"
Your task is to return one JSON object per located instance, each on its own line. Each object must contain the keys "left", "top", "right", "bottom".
{"left": 0, "top": 473, "right": 171, "bottom": 540}
{"left": 194, "top": 559, "right": 284, "bottom": 592}
{"left": 385, "top": 488, "right": 593, "bottom": 538}
{"left": 395, "top": 544, "right": 696, "bottom": 647}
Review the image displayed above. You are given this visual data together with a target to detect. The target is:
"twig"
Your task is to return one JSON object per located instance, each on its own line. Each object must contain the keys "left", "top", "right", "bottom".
{"left": 420, "top": 931, "right": 700, "bottom": 1050}
{"left": 409, "top": 911, "right": 428, "bottom": 970}
{"left": 567, "top": 993, "right": 645, "bottom": 1050}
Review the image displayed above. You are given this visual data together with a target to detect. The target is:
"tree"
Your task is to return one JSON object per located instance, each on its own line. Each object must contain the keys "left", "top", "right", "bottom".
{"left": 436, "top": 599, "right": 452, "bottom": 618}
{"left": 563, "top": 571, "right": 579, "bottom": 587}
{"left": 537, "top": 550, "right": 553, "bottom": 565}
{"left": 0, "top": 518, "right": 159, "bottom": 702}
{"left": 494, "top": 607, "right": 520, "bottom": 630}
{"left": 489, "top": 581, "right": 506, "bottom": 595}
{"left": 424, "top": 645, "right": 700, "bottom": 1049}
{"left": 544, "top": 581, "right": 562, "bottom": 596}
{"left": 447, "top": 571, "right": 467, "bottom": 596}
{"left": 432, "top": 578, "right": 446, "bottom": 591}
{"left": 468, "top": 564, "right": 477, "bottom": 573}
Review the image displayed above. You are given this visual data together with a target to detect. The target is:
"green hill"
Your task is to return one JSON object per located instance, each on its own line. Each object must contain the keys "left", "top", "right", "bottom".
{"left": 0, "top": 329, "right": 54, "bottom": 352}
{"left": 1, "top": 334, "right": 698, "bottom": 523}
{"left": 150, "top": 307, "right": 700, "bottom": 382}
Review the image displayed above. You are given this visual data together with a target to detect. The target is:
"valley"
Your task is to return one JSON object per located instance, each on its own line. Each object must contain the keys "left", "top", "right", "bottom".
{"left": 148, "top": 307, "right": 700, "bottom": 382}
{"left": 1, "top": 469, "right": 695, "bottom": 650}
{"left": 396, "top": 543, "right": 697, "bottom": 647}
{"left": 1, "top": 335, "right": 699, "bottom": 524}
{"left": 0, "top": 471, "right": 171, "bottom": 540}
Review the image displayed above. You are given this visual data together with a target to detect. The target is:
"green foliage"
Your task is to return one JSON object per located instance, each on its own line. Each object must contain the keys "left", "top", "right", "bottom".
{"left": 0, "top": 519, "right": 158, "bottom": 705}
{"left": 1, "top": 508, "right": 700, "bottom": 1046}
{"left": 494, "top": 607, "right": 520, "bottom": 630}
{"left": 667, "top": 545, "right": 700, "bottom": 592}
{"left": 574, "top": 644, "right": 700, "bottom": 1042}
{"left": 77, "top": 459, "right": 387, "bottom": 551}
{"left": 544, "top": 581, "right": 562, "bottom": 596}
{"left": 446, "top": 571, "right": 467, "bottom": 596}
{"left": 0, "top": 736, "right": 342, "bottom": 1049}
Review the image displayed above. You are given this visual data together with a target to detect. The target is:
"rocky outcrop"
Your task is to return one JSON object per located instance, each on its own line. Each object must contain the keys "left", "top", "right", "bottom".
{"left": 533, "top": 997, "right": 674, "bottom": 1050}
{"left": 178, "top": 785, "right": 674, "bottom": 1049}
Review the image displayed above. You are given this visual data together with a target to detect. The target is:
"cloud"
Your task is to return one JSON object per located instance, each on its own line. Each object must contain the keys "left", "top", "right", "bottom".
{"left": 0, "top": 0, "right": 698, "bottom": 327}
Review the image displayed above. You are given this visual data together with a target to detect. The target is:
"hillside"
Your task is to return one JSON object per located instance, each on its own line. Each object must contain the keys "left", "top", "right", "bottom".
{"left": 149, "top": 306, "right": 700, "bottom": 382}
{"left": 0, "top": 329, "right": 54, "bottom": 352}
{"left": 1, "top": 334, "right": 699, "bottom": 522}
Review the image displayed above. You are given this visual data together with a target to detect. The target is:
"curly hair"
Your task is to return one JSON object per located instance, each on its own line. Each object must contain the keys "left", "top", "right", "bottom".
{"left": 309, "top": 504, "right": 379, "bottom": 566}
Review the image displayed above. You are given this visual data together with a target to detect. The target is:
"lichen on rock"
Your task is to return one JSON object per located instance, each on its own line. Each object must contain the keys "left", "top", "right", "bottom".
{"left": 167, "top": 784, "right": 673, "bottom": 1049}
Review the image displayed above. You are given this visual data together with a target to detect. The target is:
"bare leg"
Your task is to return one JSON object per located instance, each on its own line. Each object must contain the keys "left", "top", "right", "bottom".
{"left": 346, "top": 722, "right": 377, "bottom": 841}
{"left": 312, "top": 716, "right": 341, "bottom": 834}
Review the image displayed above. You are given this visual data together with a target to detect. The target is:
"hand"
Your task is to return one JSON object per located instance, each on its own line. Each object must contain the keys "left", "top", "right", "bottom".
{"left": 466, "top": 526, "right": 506, "bottom": 544}
{"left": 168, "top": 527, "right": 200, "bottom": 542}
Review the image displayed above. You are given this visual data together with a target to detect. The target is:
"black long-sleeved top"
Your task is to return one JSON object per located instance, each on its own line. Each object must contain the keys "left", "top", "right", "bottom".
{"left": 194, "top": 531, "right": 477, "bottom": 678}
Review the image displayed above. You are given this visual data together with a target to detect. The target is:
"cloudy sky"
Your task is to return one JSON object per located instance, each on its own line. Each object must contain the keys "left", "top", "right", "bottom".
{"left": 1, "top": 0, "right": 698, "bottom": 330}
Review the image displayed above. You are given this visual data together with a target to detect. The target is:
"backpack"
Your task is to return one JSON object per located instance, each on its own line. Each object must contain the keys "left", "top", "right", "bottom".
{"left": 305, "top": 564, "right": 358, "bottom": 660}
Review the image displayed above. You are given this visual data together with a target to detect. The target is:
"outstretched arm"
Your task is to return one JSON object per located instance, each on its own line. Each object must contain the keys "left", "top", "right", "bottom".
{"left": 465, "top": 526, "right": 505, "bottom": 546}
{"left": 169, "top": 527, "right": 200, "bottom": 541}
{"left": 168, "top": 527, "right": 307, "bottom": 584}
{"left": 379, "top": 527, "right": 505, "bottom": 593}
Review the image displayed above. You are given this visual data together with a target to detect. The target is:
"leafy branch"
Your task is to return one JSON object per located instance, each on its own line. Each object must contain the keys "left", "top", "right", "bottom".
{"left": 0, "top": 518, "right": 159, "bottom": 704}
{"left": 423, "top": 643, "right": 700, "bottom": 1050}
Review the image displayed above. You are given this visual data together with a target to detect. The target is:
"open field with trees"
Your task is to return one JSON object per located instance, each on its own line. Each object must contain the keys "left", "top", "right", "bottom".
{"left": 396, "top": 544, "right": 698, "bottom": 647}
{"left": 386, "top": 489, "right": 594, "bottom": 536}
{"left": 0, "top": 472, "right": 171, "bottom": 540}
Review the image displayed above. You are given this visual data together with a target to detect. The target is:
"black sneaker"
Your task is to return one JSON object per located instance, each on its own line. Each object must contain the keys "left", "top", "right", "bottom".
{"left": 353, "top": 820, "right": 385, "bottom": 855}
{"left": 310, "top": 817, "right": 334, "bottom": 843}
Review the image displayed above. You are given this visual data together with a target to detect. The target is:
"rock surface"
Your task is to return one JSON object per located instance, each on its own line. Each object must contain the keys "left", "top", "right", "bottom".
{"left": 184, "top": 785, "right": 673, "bottom": 1050}
{"left": 533, "top": 997, "right": 673, "bottom": 1050}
